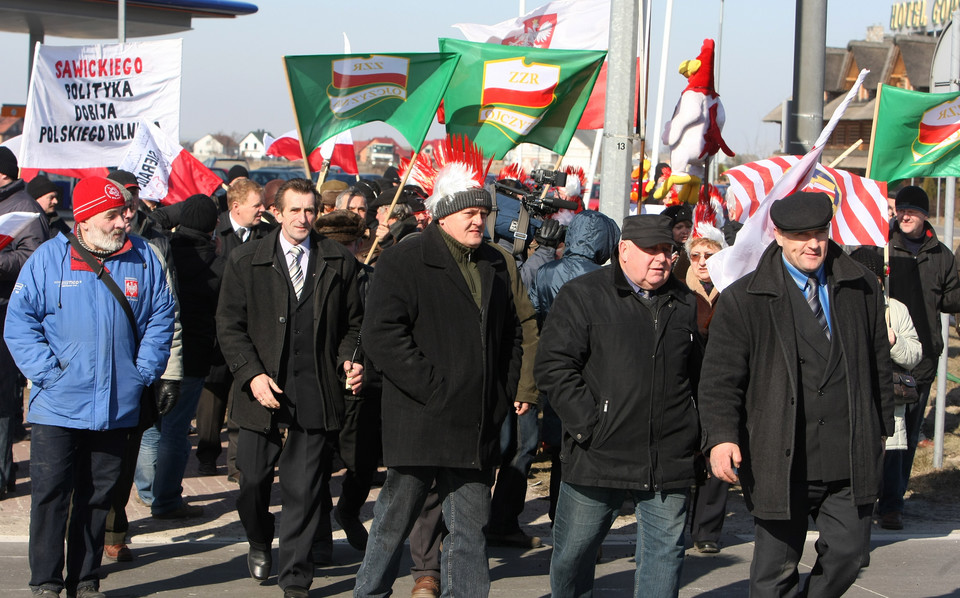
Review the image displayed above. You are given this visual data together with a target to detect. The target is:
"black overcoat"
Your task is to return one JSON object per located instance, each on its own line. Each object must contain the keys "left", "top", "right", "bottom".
{"left": 699, "top": 242, "right": 895, "bottom": 519}
{"left": 361, "top": 222, "right": 523, "bottom": 469}
{"left": 215, "top": 228, "right": 363, "bottom": 432}
{"left": 535, "top": 262, "right": 702, "bottom": 491}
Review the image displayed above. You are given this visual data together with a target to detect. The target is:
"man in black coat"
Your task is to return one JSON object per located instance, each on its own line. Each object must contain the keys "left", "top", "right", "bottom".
{"left": 535, "top": 214, "right": 702, "bottom": 598}
{"left": 700, "top": 192, "right": 894, "bottom": 597}
{"left": 880, "top": 185, "right": 960, "bottom": 530}
{"left": 0, "top": 146, "right": 49, "bottom": 499}
{"left": 196, "top": 177, "right": 274, "bottom": 477}
{"left": 216, "top": 178, "right": 363, "bottom": 598}
{"left": 354, "top": 182, "right": 523, "bottom": 597}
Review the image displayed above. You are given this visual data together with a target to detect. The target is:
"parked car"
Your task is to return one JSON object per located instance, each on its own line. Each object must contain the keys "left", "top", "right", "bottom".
{"left": 248, "top": 167, "right": 305, "bottom": 186}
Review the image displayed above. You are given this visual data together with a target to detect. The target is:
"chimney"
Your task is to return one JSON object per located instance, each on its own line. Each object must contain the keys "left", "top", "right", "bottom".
{"left": 866, "top": 25, "right": 884, "bottom": 42}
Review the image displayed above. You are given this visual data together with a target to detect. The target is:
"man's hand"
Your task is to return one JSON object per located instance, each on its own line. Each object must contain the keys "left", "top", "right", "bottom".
{"left": 344, "top": 361, "right": 364, "bottom": 395}
{"left": 888, "top": 327, "right": 897, "bottom": 347}
{"left": 534, "top": 219, "right": 565, "bottom": 248}
{"left": 250, "top": 373, "right": 282, "bottom": 409}
{"left": 156, "top": 379, "right": 180, "bottom": 416}
{"left": 515, "top": 401, "right": 532, "bottom": 416}
{"left": 709, "top": 442, "right": 742, "bottom": 483}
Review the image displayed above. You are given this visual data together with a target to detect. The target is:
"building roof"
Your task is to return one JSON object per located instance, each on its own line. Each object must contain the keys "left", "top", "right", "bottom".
{"left": 0, "top": 0, "right": 257, "bottom": 39}
{"left": 895, "top": 34, "right": 936, "bottom": 89}
{"left": 847, "top": 40, "right": 895, "bottom": 91}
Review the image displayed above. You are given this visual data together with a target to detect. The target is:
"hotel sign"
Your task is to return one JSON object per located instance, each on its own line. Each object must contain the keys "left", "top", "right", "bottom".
{"left": 891, "top": 0, "right": 960, "bottom": 32}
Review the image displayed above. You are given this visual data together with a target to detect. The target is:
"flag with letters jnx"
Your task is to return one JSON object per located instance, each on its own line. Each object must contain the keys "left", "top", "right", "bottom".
{"left": 284, "top": 52, "right": 459, "bottom": 152}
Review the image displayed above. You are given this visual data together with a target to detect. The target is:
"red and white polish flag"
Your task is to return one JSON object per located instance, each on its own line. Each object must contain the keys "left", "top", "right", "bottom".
{"left": 117, "top": 121, "right": 223, "bottom": 205}
{"left": 0, "top": 212, "right": 40, "bottom": 251}
{"left": 264, "top": 130, "right": 358, "bottom": 175}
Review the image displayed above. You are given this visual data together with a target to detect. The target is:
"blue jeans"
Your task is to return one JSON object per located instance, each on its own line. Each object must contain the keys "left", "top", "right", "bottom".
{"left": 29, "top": 424, "right": 127, "bottom": 595}
{"left": 355, "top": 466, "right": 494, "bottom": 598}
{"left": 878, "top": 382, "right": 931, "bottom": 515}
{"left": 489, "top": 406, "right": 540, "bottom": 533}
{"left": 134, "top": 376, "right": 204, "bottom": 515}
{"left": 550, "top": 482, "right": 688, "bottom": 598}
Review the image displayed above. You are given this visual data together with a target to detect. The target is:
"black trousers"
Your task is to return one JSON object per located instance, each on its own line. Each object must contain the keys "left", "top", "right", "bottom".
{"left": 409, "top": 481, "right": 445, "bottom": 579}
{"left": 750, "top": 480, "right": 872, "bottom": 598}
{"left": 236, "top": 425, "right": 335, "bottom": 591}
{"left": 689, "top": 475, "right": 730, "bottom": 543}
{"left": 195, "top": 379, "right": 239, "bottom": 476}
{"left": 336, "top": 395, "right": 381, "bottom": 519}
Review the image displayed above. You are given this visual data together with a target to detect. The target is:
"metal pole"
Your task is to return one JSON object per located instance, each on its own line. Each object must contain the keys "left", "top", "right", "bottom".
{"left": 788, "top": 0, "right": 826, "bottom": 153}
{"left": 118, "top": 0, "right": 127, "bottom": 43}
{"left": 599, "top": 0, "right": 640, "bottom": 223}
{"left": 709, "top": 0, "right": 725, "bottom": 185}
{"left": 933, "top": 10, "right": 960, "bottom": 470}
{"left": 650, "top": 0, "right": 674, "bottom": 169}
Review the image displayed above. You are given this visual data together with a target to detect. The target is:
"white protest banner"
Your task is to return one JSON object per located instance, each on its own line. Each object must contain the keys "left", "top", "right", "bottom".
{"left": 20, "top": 39, "right": 182, "bottom": 169}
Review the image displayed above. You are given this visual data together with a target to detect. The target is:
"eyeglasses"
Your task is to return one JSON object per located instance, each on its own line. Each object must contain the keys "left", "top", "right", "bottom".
{"left": 689, "top": 252, "right": 716, "bottom": 261}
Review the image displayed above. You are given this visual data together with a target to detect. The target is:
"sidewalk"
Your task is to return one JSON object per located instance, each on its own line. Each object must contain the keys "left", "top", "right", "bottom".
{"left": 1, "top": 430, "right": 958, "bottom": 597}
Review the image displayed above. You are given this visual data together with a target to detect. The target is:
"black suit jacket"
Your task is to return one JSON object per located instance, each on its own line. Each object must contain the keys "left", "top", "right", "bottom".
{"left": 216, "top": 228, "right": 363, "bottom": 432}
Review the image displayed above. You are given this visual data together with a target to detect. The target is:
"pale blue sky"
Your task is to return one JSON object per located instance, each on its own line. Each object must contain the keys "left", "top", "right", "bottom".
{"left": 0, "top": 1, "right": 892, "bottom": 157}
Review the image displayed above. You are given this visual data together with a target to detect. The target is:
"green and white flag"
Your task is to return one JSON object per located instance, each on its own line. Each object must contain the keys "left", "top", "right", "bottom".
{"left": 284, "top": 52, "right": 460, "bottom": 154}
{"left": 870, "top": 84, "right": 960, "bottom": 181}
{"left": 438, "top": 38, "right": 605, "bottom": 159}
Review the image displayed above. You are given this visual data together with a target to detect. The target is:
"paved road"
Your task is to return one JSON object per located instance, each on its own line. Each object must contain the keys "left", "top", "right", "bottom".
{"left": 1, "top": 434, "right": 957, "bottom": 596}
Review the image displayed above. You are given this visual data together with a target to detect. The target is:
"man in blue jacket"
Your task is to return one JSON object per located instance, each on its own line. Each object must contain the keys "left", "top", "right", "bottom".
{"left": 4, "top": 176, "right": 176, "bottom": 598}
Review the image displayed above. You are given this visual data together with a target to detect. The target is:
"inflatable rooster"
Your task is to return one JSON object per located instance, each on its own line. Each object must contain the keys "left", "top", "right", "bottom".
{"left": 655, "top": 39, "right": 734, "bottom": 204}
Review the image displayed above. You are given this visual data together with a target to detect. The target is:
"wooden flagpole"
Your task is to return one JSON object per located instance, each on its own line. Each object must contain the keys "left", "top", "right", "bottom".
{"left": 363, "top": 149, "right": 421, "bottom": 265}
{"left": 827, "top": 139, "right": 863, "bottom": 168}
{"left": 864, "top": 85, "right": 889, "bottom": 299}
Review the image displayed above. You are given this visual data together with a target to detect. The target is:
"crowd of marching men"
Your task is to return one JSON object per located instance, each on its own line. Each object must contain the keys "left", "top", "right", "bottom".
{"left": 0, "top": 137, "right": 955, "bottom": 598}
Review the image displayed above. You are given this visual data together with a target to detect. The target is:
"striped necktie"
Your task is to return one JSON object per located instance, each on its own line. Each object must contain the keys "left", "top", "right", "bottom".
{"left": 289, "top": 245, "right": 305, "bottom": 299}
{"left": 805, "top": 276, "right": 830, "bottom": 340}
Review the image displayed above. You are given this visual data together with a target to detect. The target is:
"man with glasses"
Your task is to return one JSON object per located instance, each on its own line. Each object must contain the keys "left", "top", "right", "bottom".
{"left": 536, "top": 214, "right": 702, "bottom": 598}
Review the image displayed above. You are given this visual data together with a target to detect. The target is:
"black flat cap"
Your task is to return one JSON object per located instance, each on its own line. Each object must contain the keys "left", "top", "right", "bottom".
{"left": 662, "top": 204, "right": 693, "bottom": 225}
{"left": 769, "top": 191, "right": 833, "bottom": 232}
{"left": 107, "top": 169, "right": 139, "bottom": 189}
{"left": 621, "top": 214, "right": 675, "bottom": 248}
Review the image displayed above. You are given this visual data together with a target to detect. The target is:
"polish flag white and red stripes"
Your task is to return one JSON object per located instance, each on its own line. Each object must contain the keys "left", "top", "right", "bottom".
{"left": 0, "top": 212, "right": 40, "bottom": 252}
{"left": 726, "top": 155, "right": 888, "bottom": 247}
{"left": 117, "top": 121, "right": 223, "bottom": 205}
{"left": 264, "top": 130, "right": 358, "bottom": 175}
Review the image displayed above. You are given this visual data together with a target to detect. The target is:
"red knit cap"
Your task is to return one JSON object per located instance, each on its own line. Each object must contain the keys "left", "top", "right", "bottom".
{"left": 73, "top": 177, "right": 126, "bottom": 223}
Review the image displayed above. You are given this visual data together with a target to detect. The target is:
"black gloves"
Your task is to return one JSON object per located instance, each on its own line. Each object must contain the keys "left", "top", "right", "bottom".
{"left": 535, "top": 219, "right": 566, "bottom": 248}
{"left": 156, "top": 379, "right": 181, "bottom": 417}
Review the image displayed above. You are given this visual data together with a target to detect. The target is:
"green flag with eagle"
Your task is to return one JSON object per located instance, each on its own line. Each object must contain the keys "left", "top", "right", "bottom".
{"left": 869, "top": 84, "right": 960, "bottom": 181}
{"left": 284, "top": 52, "right": 460, "bottom": 152}
{"left": 438, "top": 38, "right": 605, "bottom": 160}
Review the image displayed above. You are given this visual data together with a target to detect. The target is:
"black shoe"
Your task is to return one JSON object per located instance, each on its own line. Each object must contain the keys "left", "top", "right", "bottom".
{"left": 70, "top": 587, "right": 106, "bottom": 598}
{"left": 248, "top": 546, "right": 272, "bottom": 581}
{"left": 694, "top": 541, "right": 720, "bottom": 554}
{"left": 197, "top": 461, "right": 218, "bottom": 476}
{"left": 485, "top": 529, "right": 542, "bottom": 549}
{"left": 152, "top": 502, "right": 204, "bottom": 520}
{"left": 283, "top": 586, "right": 309, "bottom": 598}
{"left": 227, "top": 472, "right": 241, "bottom": 484}
{"left": 334, "top": 506, "right": 368, "bottom": 551}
